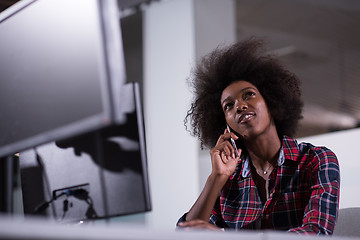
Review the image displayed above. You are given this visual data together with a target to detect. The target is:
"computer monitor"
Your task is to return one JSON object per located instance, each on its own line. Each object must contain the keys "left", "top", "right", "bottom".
{"left": 19, "top": 82, "right": 151, "bottom": 222}
{"left": 0, "top": 0, "right": 127, "bottom": 158}
{"left": 0, "top": 0, "right": 151, "bottom": 221}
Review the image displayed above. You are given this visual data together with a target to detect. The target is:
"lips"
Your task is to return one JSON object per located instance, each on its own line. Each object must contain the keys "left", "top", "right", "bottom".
{"left": 238, "top": 112, "right": 255, "bottom": 123}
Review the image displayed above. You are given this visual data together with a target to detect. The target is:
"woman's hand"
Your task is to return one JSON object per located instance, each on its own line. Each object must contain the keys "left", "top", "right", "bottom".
{"left": 182, "top": 129, "right": 241, "bottom": 224}
{"left": 210, "top": 129, "right": 241, "bottom": 178}
{"left": 177, "top": 219, "right": 221, "bottom": 231}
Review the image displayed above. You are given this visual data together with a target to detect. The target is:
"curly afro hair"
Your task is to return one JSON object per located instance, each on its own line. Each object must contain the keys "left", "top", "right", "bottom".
{"left": 185, "top": 38, "right": 303, "bottom": 149}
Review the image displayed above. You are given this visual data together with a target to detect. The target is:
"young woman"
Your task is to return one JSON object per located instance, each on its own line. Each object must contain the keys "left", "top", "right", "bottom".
{"left": 177, "top": 38, "right": 340, "bottom": 235}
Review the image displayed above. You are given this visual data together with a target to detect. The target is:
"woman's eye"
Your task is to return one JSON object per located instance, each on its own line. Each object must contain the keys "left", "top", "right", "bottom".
{"left": 223, "top": 103, "right": 233, "bottom": 111}
{"left": 244, "top": 91, "right": 255, "bottom": 99}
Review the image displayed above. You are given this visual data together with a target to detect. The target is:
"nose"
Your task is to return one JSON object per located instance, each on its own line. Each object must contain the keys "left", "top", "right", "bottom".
{"left": 235, "top": 100, "right": 247, "bottom": 113}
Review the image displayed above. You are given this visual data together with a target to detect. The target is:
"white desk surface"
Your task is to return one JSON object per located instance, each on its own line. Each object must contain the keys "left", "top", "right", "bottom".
{"left": 0, "top": 215, "right": 357, "bottom": 240}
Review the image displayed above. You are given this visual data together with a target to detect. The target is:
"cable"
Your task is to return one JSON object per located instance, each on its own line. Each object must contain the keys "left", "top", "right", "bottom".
{"left": 61, "top": 198, "right": 69, "bottom": 221}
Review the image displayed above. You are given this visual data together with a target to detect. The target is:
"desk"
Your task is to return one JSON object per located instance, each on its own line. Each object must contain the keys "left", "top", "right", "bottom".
{"left": 0, "top": 215, "right": 357, "bottom": 240}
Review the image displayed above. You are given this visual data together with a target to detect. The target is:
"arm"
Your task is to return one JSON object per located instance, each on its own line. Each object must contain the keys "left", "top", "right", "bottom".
{"left": 177, "top": 130, "right": 241, "bottom": 229}
{"left": 289, "top": 149, "right": 340, "bottom": 235}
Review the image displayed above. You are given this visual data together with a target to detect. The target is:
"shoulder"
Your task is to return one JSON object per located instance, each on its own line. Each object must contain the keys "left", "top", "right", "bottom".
{"left": 283, "top": 136, "right": 339, "bottom": 169}
{"left": 296, "top": 139, "right": 340, "bottom": 182}
{"left": 299, "top": 141, "right": 338, "bottom": 166}
{"left": 282, "top": 136, "right": 340, "bottom": 186}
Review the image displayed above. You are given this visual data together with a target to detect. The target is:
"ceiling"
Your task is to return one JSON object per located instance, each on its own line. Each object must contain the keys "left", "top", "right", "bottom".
{"left": 235, "top": 0, "right": 360, "bottom": 137}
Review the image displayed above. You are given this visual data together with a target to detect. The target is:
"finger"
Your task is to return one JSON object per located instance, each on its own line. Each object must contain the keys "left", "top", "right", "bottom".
{"left": 221, "top": 150, "right": 228, "bottom": 162}
{"left": 222, "top": 143, "right": 231, "bottom": 156}
{"left": 236, "top": 148, "right": 242, "bottom": 158}
{"left": 230, "top": 132, "right": 239, "bottom": 140}
{"left": 216, "top": 132, "right": 231, "bottom": 145}
{"left": 224, "top": 141, "right": 236, "bottom": 159}
{"left": 213, "top": 138, "right": 229, "bottom": 152}
{"left": 216, "top": 141, "right": 232, "bottom": 158}
{"left": 221, "top": 149, "right": 234, "bottom": 163}
{"left": 178, "top": 220, "right": 220, "bottom": 230}
{"left": 225, "top": 127, "right": 239, "bottom": 139}
{"left": 212, "top": 144, "right": 228, "bottom": 160}
{"left": 177, "top": 219, "right": 206, "bottom": 227}
{"left": 213, "top": 139, "right": 238, "bottom": 160}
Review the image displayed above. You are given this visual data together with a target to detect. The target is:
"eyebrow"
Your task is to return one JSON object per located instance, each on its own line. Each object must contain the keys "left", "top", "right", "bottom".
{"left": 221, "top": 87, "right": 257, "bottom": 105}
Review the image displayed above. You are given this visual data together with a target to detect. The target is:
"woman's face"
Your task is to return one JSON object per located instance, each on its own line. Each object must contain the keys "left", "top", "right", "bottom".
{"left": 220, "top": 80, "right": 275, "bottom": 140}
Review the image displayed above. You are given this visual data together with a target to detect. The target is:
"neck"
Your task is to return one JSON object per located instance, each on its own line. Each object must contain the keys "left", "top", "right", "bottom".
{"left": 244, "top": 129, "right": 281, "bottom": 168}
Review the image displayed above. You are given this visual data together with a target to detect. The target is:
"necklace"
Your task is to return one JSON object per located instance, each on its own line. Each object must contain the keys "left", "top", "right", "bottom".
{"left": 261, "top": 160, "right": 277, "bottom": 175}
{"left": 263, "top": 165, "right": 272, "bottom": 175}
{"left": 251, "top": 157, "right": 278, "bottom": 176}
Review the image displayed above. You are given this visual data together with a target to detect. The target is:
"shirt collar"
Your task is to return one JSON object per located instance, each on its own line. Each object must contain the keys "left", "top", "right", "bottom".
{"left": 231, "top": 136, "right": 299, "bottom": 179}
{"left": 241, "top": 155, "right": 251, "bottom": 178}
{"left": 240, "top": 147, "right": 285, "bottom": 178}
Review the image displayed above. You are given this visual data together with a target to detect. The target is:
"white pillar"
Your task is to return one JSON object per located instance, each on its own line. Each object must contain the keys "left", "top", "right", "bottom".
{"left": 143, "top": 0, "right": 198, "bottom": 229}
{"left": 143, "top": 0, "right": 235, "bottom": 229}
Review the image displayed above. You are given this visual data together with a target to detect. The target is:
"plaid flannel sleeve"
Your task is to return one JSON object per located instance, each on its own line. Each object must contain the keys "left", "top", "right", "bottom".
{"left": 288, "top": 148, "right": 340, "bottom": 235}
{"left": 209, "top": 196, "right": 228, "bottom": 228}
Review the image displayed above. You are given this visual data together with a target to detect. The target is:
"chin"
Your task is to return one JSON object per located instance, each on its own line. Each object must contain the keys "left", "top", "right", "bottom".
{"left": 239, "top": 131, "right": 260, "bottom": 142}
{"left": 239, "top": 133, "right": 249, "bottom": 141}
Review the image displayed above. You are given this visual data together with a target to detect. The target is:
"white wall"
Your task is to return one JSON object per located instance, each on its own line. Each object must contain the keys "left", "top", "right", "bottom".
{"left": 143, "top": 0, "right": 198, "bottom": 229}
{"left": 299, "top": 128, "right": 360, "bottom": 209}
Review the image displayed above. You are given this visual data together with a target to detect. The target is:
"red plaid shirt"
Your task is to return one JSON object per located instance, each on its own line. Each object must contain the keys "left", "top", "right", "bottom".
{"left": 209, "top": 136, "right": 340, "bottom": 235}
